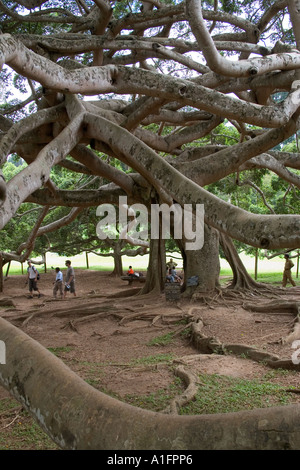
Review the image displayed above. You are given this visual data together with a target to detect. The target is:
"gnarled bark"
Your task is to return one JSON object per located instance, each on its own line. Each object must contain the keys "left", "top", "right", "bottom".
{"left": 178, "top": 224, "right": 220, "bottom": 297}
{"left": 1, "top": 316, "right": 300, "bottom": 450}
{"left": 219, "top": 232, "right": 262, "bottom": 290}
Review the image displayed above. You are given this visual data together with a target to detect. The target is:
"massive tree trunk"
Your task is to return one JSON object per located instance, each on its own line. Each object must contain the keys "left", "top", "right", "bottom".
{"left": 178, "top": 224, "right": 220, "bottom": 297}
{"left": 1, "top": 316, "right": 300, "bottom": 450}
{"left": 111, "top": 252, "right": 123, "bottom": 277}
{"left": 140, "top": 237, "right": 166, "bottom": 295}
{"left": 110, "top": 241, "right": 124, "bottom": 277}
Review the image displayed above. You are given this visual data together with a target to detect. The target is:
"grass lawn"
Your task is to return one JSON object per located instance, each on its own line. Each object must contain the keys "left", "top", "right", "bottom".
{"left": 2, "top": 251, "right": 298, "bottom": 285}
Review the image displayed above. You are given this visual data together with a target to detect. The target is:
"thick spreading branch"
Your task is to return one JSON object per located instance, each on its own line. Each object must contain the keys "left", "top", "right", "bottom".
{"left": 84, "top": 112, "right": 300, "bottom": 249}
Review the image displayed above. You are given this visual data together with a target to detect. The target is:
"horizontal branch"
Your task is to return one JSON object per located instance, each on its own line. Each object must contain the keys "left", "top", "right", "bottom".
{"left": 1, "top": 35, "right": 300, "bottom": 127}
{"left": 84, "top": 112, "right": 300, "bottom": 249}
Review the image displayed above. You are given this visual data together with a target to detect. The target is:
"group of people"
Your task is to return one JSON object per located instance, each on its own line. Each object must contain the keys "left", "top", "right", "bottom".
{"left": 26, "top": 259, "right": 76, "bottom": 299}
{"left": 166, "top": 258, "right": 182, "bottom": 284}
{"left": 25, "top": 253, "right": 297, "bottom": 299}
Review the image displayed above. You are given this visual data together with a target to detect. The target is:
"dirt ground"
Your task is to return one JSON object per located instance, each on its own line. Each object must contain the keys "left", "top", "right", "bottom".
{"left": 1, "top": 269, "right": 300, "bottom": 449}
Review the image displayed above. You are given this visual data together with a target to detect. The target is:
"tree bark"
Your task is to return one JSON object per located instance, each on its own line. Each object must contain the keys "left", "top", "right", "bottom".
{"left": 1, "top": 316, "right": 300, "bottom": 450}
{"left": 219, "top": 232, "right": 262, "bottom": 290}
{"left": 110, "top": 242, "right": 124, "bottom": 277}
{"left": 179, "top": 224, "right": 220, "bottom": 297}
{"left": 140, "top": 237, "right": 166, "bottom": 295}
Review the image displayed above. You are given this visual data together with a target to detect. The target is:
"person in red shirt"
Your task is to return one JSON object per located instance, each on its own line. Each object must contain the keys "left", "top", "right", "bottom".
{"left": 127, "top": 266, "right": 139, "bottom": 278}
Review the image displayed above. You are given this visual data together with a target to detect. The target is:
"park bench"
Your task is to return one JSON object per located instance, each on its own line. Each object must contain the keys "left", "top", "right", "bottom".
{"left": 120, "top": 273, "right": 146, "bottom": 286}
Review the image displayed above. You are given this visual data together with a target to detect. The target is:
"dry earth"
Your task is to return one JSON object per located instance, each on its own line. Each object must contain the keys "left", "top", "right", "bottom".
{"left": 1, "top": 269, "right": 300, "bottom": 449}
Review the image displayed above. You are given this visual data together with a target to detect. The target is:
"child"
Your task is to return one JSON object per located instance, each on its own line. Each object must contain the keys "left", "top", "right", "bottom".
{"left": 53, "top": 267, "right": 63, "bottom": 299}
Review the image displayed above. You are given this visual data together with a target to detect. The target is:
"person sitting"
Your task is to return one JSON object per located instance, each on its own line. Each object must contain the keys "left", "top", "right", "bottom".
{"left": 171, "top": 268, "right": 181, "bottom": 283}
{"left": 166, "top": 267, "right": 181, "bottom": 283}
{"left": 127, "top": 266, "right": 139, "bottom": 278}
{"left": 166, "top": 267, "right": 174, "bottom": 283}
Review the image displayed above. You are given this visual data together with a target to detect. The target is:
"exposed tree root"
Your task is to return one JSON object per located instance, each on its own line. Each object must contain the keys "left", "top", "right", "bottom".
{"left": 9, "top": 301, "right": 120, "bottom": 327}
{"left": 244, "top": 300, "right": 300, "bottom": 345}
{"left": 190, "top": 285, "right": 279, "bottom": 309}
{"left": 107, "top": 288, "right": 142, "bottom": 298}
{"left": 62, "top": 310, "right": 124, "bottom": 332}
{"left": 3, "top": 315, "right": 300, "bottom": 450}
{"left": 0, "top": 297, "right": 15, "bottom": 307}
{"left": 190, "top": 319, "right": 300, "bottom": 371}
{"left": 163, "top": 365, "right": 199, "bottom": 415}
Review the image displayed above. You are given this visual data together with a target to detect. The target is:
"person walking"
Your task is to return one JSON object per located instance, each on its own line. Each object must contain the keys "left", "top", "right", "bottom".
{"left": 26, "top": 259, "right": 41, "bottom": 298}
{"left": 53, "top": 267, "right": 63, "bottom": 299}
{"left": 282, "top": 254, "right": 296, "bottom": 287}
{"left": 64, "top": 260, "right": 76, "bottom": 298}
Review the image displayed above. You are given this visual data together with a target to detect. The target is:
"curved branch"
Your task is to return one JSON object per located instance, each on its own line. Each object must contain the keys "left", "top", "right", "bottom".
{"left": 70, "top": 144, "right": 134, "bottom": 195}
{"left": 26, "top": 185, "right": 130, "bottom": 207}
{"left": 236, "top": 179, "right": 275, "bottom": 214}
{"left": 1, "top": 35, "right": 300, "bottom": 127}
{"left": 36, "top": 207, "right": 83, "bottom": 237}
{"left": 241, "top": 153, "right": 300, "bottom": 190}
{"left": 0, "top": 170, "right": 6, "bottom": 204}
{"left": 173, "top": 119, "right": 297, "bottom": 185}
{"left": 287, "top": 0, "right": 300, "bottom": 50}
{"left": 0, "top": 107, "right": 84, "bottom": 229}
{"left": 84, "top": 112, "right": 300, "bottom": 249}
{"left": 0, "top": 103, "right": 67, "bottom": 165}
{"left": 15, "top": 205, "right": 50, "bottom": 259}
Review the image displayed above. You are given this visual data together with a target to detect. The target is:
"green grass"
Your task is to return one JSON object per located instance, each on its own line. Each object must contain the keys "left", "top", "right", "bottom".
{"left": 130, "top": 353, "right": 174, "bottom": 365}
{"left": 0, "top": 398, "right": 59, "bottom": 450}
{"left": 47, "top": 346, "right": 73, "bottom": 356}
{"left": 219, "top": 270, "right": 293, "bottom": 285}
{"left": 255, "top": 272, "right": 284, "bottom": 284}
{"left": 2, "top": 250, "right": 293, "bottom": 280}
{"left": 179, "top": 373, "right": 291, "bottom": 415}
{"left": 123, "top": 377, "right": 183, "bottom": 412}
{"left": 147, "top": 333, "right": 175, "bottom": 347}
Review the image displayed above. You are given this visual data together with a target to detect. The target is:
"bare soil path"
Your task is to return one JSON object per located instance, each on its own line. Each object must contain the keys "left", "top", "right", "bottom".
{"left": 1, "top": 270, "right": 300, "bottom": 449}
